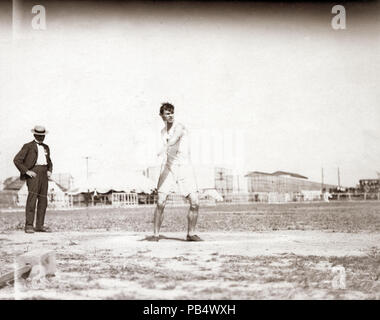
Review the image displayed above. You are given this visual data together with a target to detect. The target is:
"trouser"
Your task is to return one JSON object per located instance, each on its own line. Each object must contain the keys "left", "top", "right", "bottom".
{"left": 25, "top": 165, "right": 48, "bottom": 228}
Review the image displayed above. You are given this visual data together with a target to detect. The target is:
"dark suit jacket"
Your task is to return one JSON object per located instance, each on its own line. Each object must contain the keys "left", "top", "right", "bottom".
{"left": 13, "top": 141, "right": 53, "bottom": 180}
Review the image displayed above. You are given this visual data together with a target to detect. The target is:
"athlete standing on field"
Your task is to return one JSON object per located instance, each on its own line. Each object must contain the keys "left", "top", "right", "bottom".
{"left": 149, "top": 102, "right": 202, "bottom": 242}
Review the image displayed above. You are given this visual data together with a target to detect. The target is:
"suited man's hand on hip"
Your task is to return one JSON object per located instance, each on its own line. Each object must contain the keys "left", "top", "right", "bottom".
{"left": 26, "top": 170, "right": 37, "bottom": 178}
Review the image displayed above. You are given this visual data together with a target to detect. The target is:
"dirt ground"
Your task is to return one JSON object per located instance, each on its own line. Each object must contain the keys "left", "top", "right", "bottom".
{"left": 0, "top": 229, "right": 379, "bottom": 300}
{"left": 0, "top": 202, "right": 380, "bottom": 300}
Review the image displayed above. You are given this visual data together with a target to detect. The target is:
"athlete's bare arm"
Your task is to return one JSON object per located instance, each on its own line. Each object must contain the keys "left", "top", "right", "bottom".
{"left": 157, "top": 128, "right": 167, "bottom": 157}
{"left": 166, "top": 123, "right": 184, "bottom": 146}
{"left": 156, "top": 124, "right": 185, "bottom": 158}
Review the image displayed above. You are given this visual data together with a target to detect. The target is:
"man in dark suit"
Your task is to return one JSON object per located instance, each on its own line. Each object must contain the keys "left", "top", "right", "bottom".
{"left": 14, "top": 125, "right": 53, "bottom": 233}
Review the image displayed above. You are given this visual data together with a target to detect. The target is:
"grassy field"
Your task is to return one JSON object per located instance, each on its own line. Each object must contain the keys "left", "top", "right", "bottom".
{"left": 1, "top": 201, "right": 380, "bottom": 233}
{"left": 0, "top": 201, "right": 380, "bottom": 300}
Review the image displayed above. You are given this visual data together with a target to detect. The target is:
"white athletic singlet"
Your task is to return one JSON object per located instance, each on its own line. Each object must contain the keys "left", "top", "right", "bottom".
{"left": 158, "top": 121, "right": 198, "bottom": 195}
{"left": 161, "top": 121, "right": 190, "bottom": 166}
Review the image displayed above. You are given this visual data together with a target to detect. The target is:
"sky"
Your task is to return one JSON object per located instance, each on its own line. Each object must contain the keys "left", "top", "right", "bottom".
{"left": 0, "top": 0, "right": 379, "bottom": 187}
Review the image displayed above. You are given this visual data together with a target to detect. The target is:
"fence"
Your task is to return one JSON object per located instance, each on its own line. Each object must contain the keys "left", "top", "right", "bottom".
{"left": 329, "top": 193, "right": 380, "bottom": 201}
{"left": 110, "top": 192, "right": 380, "bottom": 206}
{"left": 223, "top": 192, "right": 298, "bottom": 203}
{"left": 4, "top": 191, "right": 379, "bottom": 211}
{"left": 16, "top": 193, "right": 73, "bottom": 208}
{"left": 55, "top": 191, "right": 380, "bottom": 208}
{"left": 222, "top": 192, "right": 380, "bottom": 204}
{"left": 166, "top": 194, "right": 217, "bottom": 207}
{"left": 111, "top": 193, "right": 139, "bottom": 207}
{"left": 48, "top": 194, "right": 74, "bottom": 208}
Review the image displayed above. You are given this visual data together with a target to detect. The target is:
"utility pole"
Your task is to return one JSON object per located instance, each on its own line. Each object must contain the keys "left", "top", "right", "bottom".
{"left": 83, "top": 156, "right": 92, "bottom": 207}
{"left": 337, "top": 167, "right": 341, "bottom": 190}
{"left": 321, "top": 167, "right": 324, "bottom": 191}
{"left": 83, "top": 156, "right": 93, "bottom": 188}
{"left": 84, "top": 156, "right": 90, "bottom": 182}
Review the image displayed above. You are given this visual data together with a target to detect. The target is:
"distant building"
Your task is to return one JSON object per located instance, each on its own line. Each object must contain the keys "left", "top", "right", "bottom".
{"left": 145, "top": 166, "right": 341, "bottom": 197}
{"left": 271, "top": 171, "right": 308, "bottom": 179}
{"left": 245, "top": 170, "right": 336, "bottom": 193}
{"left": 358, "top": 179, "right": 380, "bottom": 193}
{"left": 1, "top": 176, "right": 68, "bottom": 207}
{"left": 3, "top": 176, "right": 24, "bottom": 191}
{"left": 0, "top": 177, "right": 23, "bottom": 207}
{"left": 145, "top": 165, "right": 248, "bottom": 196}
{"left": 52, "top": 173, "right": 74, "bottom": 191}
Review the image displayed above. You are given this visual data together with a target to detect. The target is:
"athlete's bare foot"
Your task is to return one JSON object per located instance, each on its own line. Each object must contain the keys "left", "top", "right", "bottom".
{"left": 186, "top": 234, "right": 203, "bottom": 242}
{"left": 146, "top": 235, "right": 160, "bottom": 242}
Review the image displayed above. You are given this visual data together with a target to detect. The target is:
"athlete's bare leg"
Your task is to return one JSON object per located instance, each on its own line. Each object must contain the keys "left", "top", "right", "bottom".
{"left": 187, "top": 192, "right": 200, "bottom": 237}
{"left": 153, "top": 192, "right": 168, "bottom": 238}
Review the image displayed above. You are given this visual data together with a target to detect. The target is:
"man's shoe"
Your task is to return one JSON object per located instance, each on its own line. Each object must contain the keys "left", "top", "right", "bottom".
{"left": 34, "top": 226, "right": 52, "bottom": 233}
{"left": 25, "top": 226, "right": 35, "bottom": 234}
{"left": 186, "top": 234, "right": 203, "bottom": 242}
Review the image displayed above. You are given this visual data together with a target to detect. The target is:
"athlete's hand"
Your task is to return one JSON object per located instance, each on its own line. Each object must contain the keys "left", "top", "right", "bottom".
{"left": 157, "top": 146, "right": 167, "bottom": 157}
{"left": 26, "top": 170, "right": 37, "bottom": 178}
{"left": 47, "top": 171, "right": 52, "bottom": 179}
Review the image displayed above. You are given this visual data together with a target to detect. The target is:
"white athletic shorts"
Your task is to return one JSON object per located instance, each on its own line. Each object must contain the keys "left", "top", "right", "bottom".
{"left": 157, "top": 163, "right": 198, "bottom": 197}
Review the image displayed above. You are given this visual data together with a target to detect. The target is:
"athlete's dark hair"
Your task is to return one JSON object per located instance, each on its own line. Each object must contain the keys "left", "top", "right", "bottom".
{"left": 159, "top": 102, "right": 175, "bottom": 116}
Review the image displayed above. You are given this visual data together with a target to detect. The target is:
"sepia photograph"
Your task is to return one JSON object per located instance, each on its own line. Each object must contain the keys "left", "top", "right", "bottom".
{"left": 0, "top": 0, "right": 379, "bottom": 306}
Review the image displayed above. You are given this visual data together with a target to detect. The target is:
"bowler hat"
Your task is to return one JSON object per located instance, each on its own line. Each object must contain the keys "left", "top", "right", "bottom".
{"left": 31, "top": 125, "right": 48, "bottom": 135}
